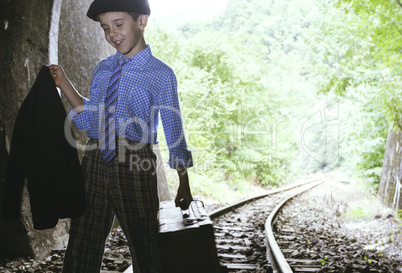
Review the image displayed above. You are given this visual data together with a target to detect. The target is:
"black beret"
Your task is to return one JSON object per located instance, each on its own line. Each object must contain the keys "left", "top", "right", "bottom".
{"left": 87, "top": 0, "right": 150, "bottom": 21}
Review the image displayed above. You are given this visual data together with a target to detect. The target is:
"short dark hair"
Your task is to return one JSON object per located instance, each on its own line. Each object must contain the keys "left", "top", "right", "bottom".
{"left": 127, "top": 12, "right": 141, "bottom": 21}
{"left": 95, "top": 11, "right": 141, "bottom": 22}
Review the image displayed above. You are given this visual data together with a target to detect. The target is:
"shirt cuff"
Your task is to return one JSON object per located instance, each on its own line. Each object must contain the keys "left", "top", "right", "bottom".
{"left": 68, "top": 98, "right": 91, "bottom": 130}
{"left": 167, "top": 148, "right": 193, "bottom": 169}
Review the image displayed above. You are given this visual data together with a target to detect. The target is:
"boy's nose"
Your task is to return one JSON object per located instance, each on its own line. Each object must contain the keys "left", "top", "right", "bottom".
{"left": 110, "top": 29, "right": 118, "bottom": 38}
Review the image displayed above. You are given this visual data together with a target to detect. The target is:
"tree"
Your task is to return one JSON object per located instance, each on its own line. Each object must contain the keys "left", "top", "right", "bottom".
{"left": 303, "top": 0, "right": 402, "bottom": 189}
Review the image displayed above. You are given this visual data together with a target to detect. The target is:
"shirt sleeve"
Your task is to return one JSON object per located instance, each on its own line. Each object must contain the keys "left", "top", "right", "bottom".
{"left": 68, "top": 65, "right": 101, "bottom": 131}
{"left": 159, "top": 70, "right": 193, "bottom": 169}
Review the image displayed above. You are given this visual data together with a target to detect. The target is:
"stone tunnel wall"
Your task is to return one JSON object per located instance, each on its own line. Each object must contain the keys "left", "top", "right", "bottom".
{"left": 0, "top": 0, "right": 67, "bottom": 259}
{"left": 378, "top": 128, "right": 402, "bottom": 211}
{"left": 0, "top": 0, "right": 112, "bottom": 259}
{"left": 0, "top": 0, "right": 170, "bottom": 259}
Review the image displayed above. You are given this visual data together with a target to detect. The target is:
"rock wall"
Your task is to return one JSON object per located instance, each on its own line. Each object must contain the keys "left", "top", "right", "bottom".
{"left": 0, "top": 0, "right": 72, "bottom": 259}
{"left": 57, "top": 0, "right": 113, "bottom": 153}
{"left": 379, "top": 128, "right": 402, "bottom": 211}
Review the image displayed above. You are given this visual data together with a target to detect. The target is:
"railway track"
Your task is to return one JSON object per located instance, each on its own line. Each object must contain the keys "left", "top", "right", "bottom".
{"left": 210, "top": 175, "right": 328, "bottom": 272}
{"left": 2, "top": 174, "right": 400, "bottom": 273}
{"left": 121, "top": 175, "right": 328, "bottom": 273}
{"left": 264, "top": 179, "right": 328, "bottom": 273}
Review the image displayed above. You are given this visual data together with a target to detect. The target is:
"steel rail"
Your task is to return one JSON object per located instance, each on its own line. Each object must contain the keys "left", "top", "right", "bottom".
{"left": 208, "top": 175, "right": 326, "bottom": 220}
{"left": 264, "top": 177, "right": 328, "bottom": 273}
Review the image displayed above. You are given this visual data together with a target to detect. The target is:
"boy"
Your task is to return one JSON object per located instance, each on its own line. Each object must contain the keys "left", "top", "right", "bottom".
{"left": 49, "top": 0, "right": 194, "bottom": 272}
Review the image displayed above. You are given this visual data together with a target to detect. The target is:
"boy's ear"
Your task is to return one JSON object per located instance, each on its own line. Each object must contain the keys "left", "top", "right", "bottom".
{"left": 139, "top": 15, "right": 148, "bottom": 30}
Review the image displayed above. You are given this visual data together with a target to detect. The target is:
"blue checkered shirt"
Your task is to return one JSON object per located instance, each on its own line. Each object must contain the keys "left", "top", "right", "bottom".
{"left": 69, "top": 45, "right": 193, "bottom": 168}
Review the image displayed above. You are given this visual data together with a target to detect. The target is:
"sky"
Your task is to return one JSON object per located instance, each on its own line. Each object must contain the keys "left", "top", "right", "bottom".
{"left": 148, "top": 0, "right": 228, "bottom": 29}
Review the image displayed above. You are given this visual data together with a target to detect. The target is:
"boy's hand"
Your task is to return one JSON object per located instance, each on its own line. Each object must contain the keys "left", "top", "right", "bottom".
{"left": 175, "top": 183, "right": 193, "bottom": 210}
{"left": 48, "top": 64, "right": 67, "bottom": 88}
{"left": 46, "top": 64, "right": 84, "bottom": 113}
{"left": 174, "top": 165, "right": 193, "bottom": 210}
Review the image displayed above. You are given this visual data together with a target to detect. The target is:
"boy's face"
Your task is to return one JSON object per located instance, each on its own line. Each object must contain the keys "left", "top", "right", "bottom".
{"left": 99, "top": 12, "right": 148, "bottom": 59}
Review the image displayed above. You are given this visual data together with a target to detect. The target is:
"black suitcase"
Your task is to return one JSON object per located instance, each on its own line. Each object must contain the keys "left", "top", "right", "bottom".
{"left": 158, "top": 198, "right": 225, "bottom": 273}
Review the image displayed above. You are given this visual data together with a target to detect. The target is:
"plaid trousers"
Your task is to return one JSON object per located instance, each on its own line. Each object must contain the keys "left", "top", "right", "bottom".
{"left": 62, "top": 139, "right": 162, "bottom": 273}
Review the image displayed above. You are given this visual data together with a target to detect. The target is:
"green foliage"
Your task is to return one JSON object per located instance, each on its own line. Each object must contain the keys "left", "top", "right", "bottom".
{"left": 308, "top": 0, "right": 402, "bottom": 125}
{"left": 320, "top": 256, "right": 328, "bottom": 266}
{"left": 147, "top": 0, "right": 320, "bottom": 190}
{"left": 397, "top": 209, "right": 402, "bottom": 225}
{"left": 346, "top": 206, "right": 371, "bottom": 220}
{"left": 347, "top": 84, "right": 388, "bottom": 189}
{"left": 303, "top": 0, "right": 402, "bottom": 187}
{"left": 147, "top": 0, "right": 400, "bottom": 196}
{"left": 364, "top": 255, "right": 372, "bottom": 264}
{"left": 336, "top": 0, "right": 402, "bottom": 68}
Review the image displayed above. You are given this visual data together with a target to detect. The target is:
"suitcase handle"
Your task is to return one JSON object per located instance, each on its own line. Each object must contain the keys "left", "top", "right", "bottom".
{"left": 179, "top": 198, "right": 207, "bottom": 225}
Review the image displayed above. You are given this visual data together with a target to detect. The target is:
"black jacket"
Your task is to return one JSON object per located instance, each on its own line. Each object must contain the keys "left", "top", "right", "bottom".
{"left": 1, "top": 66, "right": 86, "bottom": 230}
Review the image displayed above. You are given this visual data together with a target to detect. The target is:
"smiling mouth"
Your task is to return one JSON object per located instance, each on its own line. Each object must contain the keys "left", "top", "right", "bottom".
{"left": 114, "top": 40, "right": 123, "bottom": 46}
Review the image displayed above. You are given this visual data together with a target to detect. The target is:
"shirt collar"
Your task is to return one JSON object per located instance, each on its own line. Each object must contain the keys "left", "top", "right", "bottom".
{"left": 113, "top": 45, "right": 152, "bottom": 69}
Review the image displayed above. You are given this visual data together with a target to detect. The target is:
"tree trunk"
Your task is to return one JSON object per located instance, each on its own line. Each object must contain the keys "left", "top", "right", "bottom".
{"left": 378, "top": 127, "right": 402, "bottom": 211}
